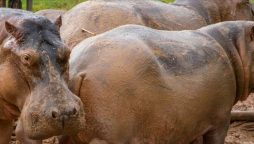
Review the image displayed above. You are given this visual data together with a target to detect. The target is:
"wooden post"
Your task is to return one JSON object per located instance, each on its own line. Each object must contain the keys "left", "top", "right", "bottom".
{"left": 0, "top": 0, "right": 6, "bottom": 7}
{"left": 8, "top": 0, "right": 22, "bottom": 9}
{"left": 26, "top": 0, "right": 32, "bottom": 11}
{"left": 231, "top": 111, "right": 254, "bottom": 122}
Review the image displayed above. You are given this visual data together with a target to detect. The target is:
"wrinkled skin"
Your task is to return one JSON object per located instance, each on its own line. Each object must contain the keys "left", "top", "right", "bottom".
{"left": 61, "top": 0, "right": 254, "bottom": 49}
{"left": 69, "top": 21, "right": 254, "bottom": 143}
{"left": 0, "top": 8, "right": 85, "bottom": 143}
{"left": 35, "top": 9, "right": 66, "bottom": 22}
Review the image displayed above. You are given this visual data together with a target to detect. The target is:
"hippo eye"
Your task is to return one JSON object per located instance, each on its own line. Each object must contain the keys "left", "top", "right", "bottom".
{"left": 24, "top": 55, "right": 30, "bottom": 61}
{"left": 20, "top": 51, "right": 38, "bottom": 66}
{"left": 21, "top": 54, "right": 32, "bottom": 66}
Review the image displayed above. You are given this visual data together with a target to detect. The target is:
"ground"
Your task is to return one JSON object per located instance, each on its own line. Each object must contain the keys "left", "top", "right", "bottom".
{"left": 226, "top": 94, "right": 254, "bottom": 144}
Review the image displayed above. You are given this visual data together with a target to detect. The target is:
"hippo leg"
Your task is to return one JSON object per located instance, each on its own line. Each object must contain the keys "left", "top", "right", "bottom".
{"left": 0, "top": 120, "right": 13, "bottom": 144}
{"left": 191, "top": 137, "right": 203, "bottom": 144}
{"left": 203, "top": 120, "right": 230, "bottom": 144}
{"left": 15, "top": 120, "right": 42, "bottom": 144}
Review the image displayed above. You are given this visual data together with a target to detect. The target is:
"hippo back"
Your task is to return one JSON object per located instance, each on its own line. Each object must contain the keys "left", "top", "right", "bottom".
{"left": 69, "top": 22, "right": 254, "bottom": 143}
{"left": 61, "top": 0, "right": 206, "bottom": 49}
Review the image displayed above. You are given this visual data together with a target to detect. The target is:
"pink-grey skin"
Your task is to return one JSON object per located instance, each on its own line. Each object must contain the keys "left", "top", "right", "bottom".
{"left": 68, "top": 21, "right": 254, "bottom": 143}
{"left": 61, "top": 0, "right": 254, "bottom": 49}
{"left": 0, "top": 8, "right": 85, "bottom": 143}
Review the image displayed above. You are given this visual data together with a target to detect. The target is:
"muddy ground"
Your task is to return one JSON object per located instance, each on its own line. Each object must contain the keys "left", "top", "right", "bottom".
{"left": 12, "top": 95, "right": 254, "bottom": 144}
{"left": 226, "top": 94, "right": 254, "bottom": 144}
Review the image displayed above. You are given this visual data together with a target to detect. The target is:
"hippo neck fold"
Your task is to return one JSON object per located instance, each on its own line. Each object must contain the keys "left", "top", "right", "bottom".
{"left": 199, "top": 24, "right": 250, "bottom": 104}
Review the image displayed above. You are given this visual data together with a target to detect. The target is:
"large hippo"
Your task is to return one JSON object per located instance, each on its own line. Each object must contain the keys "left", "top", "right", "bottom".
{"left": 35, "top": 9, "right": 66, "bottom": 22}
{"left": 0, "top": 8, "right": 85, "bottom": 143}
{"left": 69, "top": 21, "right": 254, "bottom": 143}
{"left": 61, "top": 0, "right": 254, "bottom": 49}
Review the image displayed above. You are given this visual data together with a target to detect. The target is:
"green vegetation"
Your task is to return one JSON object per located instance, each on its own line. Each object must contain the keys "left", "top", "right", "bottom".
{"left": 160, "top": 0, "right": 175, "bottom": 3}
{"left": 21, "top": 0, "right": 85, "bottom": 11}
{"left": 21, "top": 0, "right": 253, "bottom": 11}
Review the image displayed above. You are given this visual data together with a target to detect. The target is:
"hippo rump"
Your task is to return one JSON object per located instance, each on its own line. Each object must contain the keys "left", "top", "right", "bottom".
{"left": 0, "top": 8, "right": 85, "bottom": 143}
{"left": 35, "top": 9, "right": 66, "bottom": 22}
{"left": 61, "top": 0, "right": 254, "bottom": 49}
{"left": 69, "top": 21, "right": 254, "bottom": 143}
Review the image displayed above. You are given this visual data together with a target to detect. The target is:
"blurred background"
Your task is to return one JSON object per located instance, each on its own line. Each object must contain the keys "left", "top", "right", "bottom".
{"left": 1, "top": 0, "right": 254, "bottom": 12}
{"left": 3, "top": 0, "right": 186, "bottom": 11}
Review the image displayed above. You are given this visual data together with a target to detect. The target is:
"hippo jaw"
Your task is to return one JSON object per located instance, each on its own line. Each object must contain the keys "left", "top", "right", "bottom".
{"left": 20, "top": 82, "right": 86, "bottom": 139}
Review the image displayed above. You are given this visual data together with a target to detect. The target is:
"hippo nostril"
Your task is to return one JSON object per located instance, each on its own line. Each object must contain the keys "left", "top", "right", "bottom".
{"left": 52, "top": 110, "right": 58, "bottom": 119}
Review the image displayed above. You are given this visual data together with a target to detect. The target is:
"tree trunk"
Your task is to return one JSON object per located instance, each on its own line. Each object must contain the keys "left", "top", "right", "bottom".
{"left": 26, "top": 0, "right": 32, "bottom": 11}
{"left": 8, "top": 0, "right": 22, "bottom": 9}
{"left": 0, "top": 0, "right": 6, "bottom": 7}
{"left": 231, "top": 111, "right": 254, "bottom": 122}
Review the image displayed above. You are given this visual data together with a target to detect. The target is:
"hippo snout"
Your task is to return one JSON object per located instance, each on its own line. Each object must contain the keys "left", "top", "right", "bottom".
{"left": 49, "top": 102, "right": 81, "bottom": 129}
{"left": 51, "top": 106, "right": 78, "bottom": 119}
{"left": 20, "top": 85, "right": 86, "bottom": 139}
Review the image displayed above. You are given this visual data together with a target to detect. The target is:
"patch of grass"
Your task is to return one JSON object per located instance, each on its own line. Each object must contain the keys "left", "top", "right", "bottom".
{"left": 160, "top": 0, "right": 175, "bottom": 3}
{"left": 21, "top": 0, "right": 85, "bottom": 11}
{"left": 21, "top": 0, "right": 254, "bottom": 11}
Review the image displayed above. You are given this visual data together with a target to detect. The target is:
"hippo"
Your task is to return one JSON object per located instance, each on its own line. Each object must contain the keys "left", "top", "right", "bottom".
{"left": 61, "top": 0, "right": 254, "bottom": 49}
{"left": 69, "top": 21, "right": 254, "bottom": 143}
{"left": 0, "top": 8, "right": 85, "bottom": 143}
{"left": 35, "top": 9, "right": 66, "bottom": 22}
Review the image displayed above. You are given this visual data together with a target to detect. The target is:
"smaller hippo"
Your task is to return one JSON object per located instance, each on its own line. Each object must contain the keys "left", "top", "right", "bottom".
{"left": 0, "top": 8, "right": 85, "bottom": 143}
{"left": 69, "top": 21, "right": 254, "bottom": 143}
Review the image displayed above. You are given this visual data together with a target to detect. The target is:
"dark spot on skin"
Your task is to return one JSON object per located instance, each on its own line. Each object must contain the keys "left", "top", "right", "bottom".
{"left": 152, "top": 41, "right": 217, "bottom": 76}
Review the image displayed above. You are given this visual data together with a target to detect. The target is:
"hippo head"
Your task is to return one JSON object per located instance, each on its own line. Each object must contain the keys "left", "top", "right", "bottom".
{"left": 229, "top": 0, "right": 254, "bottom": 20}
{"left": 175, "top": 0, "right": 254, "bottom": 24}
{"left": 2, "top": 16, "right": 85, "bottom": 139}
{"left": 224, "top": 0, "right": 254, "bottom": 21}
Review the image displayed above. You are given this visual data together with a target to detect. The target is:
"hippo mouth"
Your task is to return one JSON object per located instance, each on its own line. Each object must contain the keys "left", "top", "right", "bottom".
{"left": 20, "top": 110, "right": 86, "bottom": 140}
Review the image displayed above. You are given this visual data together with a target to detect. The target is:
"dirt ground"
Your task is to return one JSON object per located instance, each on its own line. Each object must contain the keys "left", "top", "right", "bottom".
{"left": 225, "top": 94, "right": 254, "bottom": 144}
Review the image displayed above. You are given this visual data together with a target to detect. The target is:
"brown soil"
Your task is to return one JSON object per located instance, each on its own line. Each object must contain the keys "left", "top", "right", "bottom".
{"left": 225, "top": 94, "right": 254, "bottom": 144}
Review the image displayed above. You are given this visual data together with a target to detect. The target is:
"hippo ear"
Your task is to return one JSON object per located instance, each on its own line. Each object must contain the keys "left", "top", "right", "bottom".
{"left": 54, "top": 16, "right": 62, "bottom": 31}
{"left": 5, "top": 21, "right": 23, "bottom": 41}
